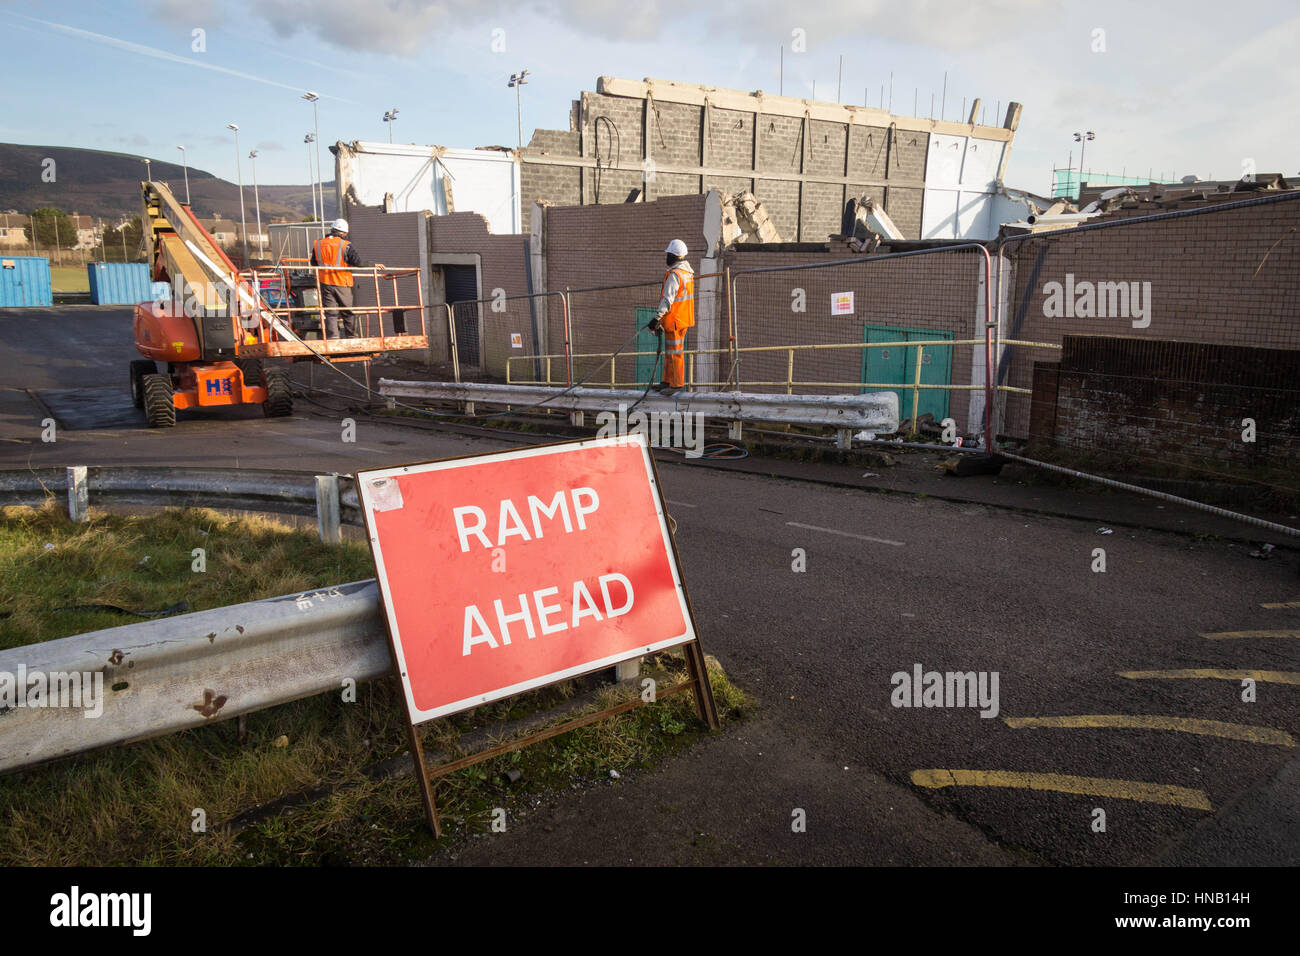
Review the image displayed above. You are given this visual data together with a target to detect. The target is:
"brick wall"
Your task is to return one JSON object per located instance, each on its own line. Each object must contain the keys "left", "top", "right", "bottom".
{"left": 518, "top": 84, "right": 940, "bottom": 242}
{"left": 344, "top": 205, "right": 427, "bottom": 338}
{"left": 709, "top": 106, "right": 754, "bottom": 168}
{"left": 1031, "top": 335, "right": 1300, "bottom": 474}
{"left": 546, "top": 194, "right": 710, "bottom": 373}
{"left": 425, "top": 211, "right": 535, "bottom": 376}
{"left": 999, "top": 192, "right": 1300, "bottom": 437}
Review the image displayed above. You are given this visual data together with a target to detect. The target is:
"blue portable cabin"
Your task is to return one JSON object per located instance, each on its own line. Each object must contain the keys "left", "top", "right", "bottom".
{"left": 87, "top": 261, "right": 157, "bottom": 305}
{"left": 0, "top": 256, "right": 53, "bottom": 307}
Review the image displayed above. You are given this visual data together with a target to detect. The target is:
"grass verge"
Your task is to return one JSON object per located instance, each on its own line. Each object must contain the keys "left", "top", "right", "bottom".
{"left": 0, "top": 503, "right": 752, "bottom": 865}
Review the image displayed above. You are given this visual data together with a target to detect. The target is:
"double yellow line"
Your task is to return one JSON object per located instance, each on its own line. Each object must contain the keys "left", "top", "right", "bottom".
{"left": 911, "top": 769, "right": 1212, "bottom": 810}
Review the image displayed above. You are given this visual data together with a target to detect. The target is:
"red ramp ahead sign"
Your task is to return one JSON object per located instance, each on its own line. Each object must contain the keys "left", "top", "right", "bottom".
{"left": 356, "top": 434, "right": 695, "bottom": 723}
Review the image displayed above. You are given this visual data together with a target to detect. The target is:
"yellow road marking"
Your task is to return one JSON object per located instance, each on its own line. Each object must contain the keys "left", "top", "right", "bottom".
{"left": 1119, "top": 669, "right": 1300, "bottom": 685}
{"left": 910, "top": 769, "right": 1212, "bottom": 810}
{"left": 1003, "top": 714, "right": 1294, "bottom": 747}
{"left": 1201, "top": 629, "right": 1300, "bottom": 639}
{"left": 1262, "top": 601, "right": 1300, "bottom": 609}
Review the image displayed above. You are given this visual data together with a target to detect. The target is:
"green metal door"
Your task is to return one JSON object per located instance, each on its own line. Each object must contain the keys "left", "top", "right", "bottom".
{"left": 862, "top": 324, "right": 953, "bottom": 423}
{"left": 634, "top": 307, "right": 664, "bottom": 385}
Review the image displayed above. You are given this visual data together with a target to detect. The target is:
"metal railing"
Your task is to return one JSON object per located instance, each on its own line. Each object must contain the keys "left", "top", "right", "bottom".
{"left": 238, "top": 263, "right": 429, "bottom": 359}
{"left": 0, "top": 467, "right": 361, "bottom": 544}
{"left": 0, "top": 578, "right": 391, "bottom": 774}
{"left": 507, "top": 338, "right": 1059, "bottom": 437}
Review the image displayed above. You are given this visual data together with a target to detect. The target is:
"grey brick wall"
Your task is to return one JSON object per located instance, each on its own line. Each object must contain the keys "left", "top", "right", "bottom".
{"left": 847, "top": 125, "right": 891, "bottom": 180}
{"left": 649, "top": 100, "right": 702, "bottom": 167}
{"left": 709, "top": 107, "right": 753, "bottom": 168}
{"left": 517, "top": 86, "right": 960, "bottom": 241}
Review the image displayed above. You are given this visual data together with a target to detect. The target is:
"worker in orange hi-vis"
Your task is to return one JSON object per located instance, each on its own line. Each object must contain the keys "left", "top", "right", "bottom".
{"left": 311, "top": 219, "right": 384, "bottom": 339}
{"left": 649, "top": 238, "right": 694, "bottom": 393}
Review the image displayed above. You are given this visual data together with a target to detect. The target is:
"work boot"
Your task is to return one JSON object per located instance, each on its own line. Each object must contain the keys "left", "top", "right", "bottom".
{"left": 653, "top": 381, "right": 676, "bottom": 394}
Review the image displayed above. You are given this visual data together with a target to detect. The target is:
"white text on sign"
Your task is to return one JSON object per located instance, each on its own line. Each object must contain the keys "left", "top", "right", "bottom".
{"left": 451, "top": 486, "right": 638, "bottom": 655}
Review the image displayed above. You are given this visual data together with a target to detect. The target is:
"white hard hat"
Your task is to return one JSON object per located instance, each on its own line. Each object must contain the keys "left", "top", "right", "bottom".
{"left": 332, "top": 218, "right": 349, "bottom": 233}
{"left": 665, "top": 238, "right": 688, "bottom": 257}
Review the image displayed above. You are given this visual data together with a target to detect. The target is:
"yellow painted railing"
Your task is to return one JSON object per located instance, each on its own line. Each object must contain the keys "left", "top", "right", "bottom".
{"left": 508, "top": 338, "right": 1061, "bottom": 430}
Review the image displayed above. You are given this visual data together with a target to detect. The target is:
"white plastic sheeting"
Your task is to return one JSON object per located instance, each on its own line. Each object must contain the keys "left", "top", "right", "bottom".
{"left": 337, "top": 141, "right": 523, "bottom": 234}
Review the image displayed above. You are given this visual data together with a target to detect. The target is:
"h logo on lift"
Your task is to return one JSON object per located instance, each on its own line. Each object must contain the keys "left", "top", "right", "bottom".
{"left": 205, "top": 378, "right": 232, "bottom": 396}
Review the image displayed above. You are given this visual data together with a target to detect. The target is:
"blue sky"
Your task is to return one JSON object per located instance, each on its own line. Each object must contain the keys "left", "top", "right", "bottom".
{"left": 1, "top": 0, "right": 1296, "bottom": 195}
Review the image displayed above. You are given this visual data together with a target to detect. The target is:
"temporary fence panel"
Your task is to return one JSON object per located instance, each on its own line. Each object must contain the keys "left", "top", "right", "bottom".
{"left": 996, "top": 192, "right": 1300, "bottom": 489}
{"left": 563, "top": 276, "right": 727, "bottom": 391}
{"left": 730, "top": 245, "right": 990, "bottom": 437}
{"left": 995, "top": 192, "right": 1300, "bottom": 440}
{"left": 269, "top": 222, "right": 329, "bottom": 266}
{"left": 450, "top": 290, "right": 563, "bottom": 383}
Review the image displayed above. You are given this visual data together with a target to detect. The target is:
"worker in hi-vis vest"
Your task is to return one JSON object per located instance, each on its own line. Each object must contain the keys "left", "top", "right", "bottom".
{"left": 649, "top": 238, "right": 694, "bottom": 392}
{"left": 311, "top": 219, "right": 381, "bottom": 338}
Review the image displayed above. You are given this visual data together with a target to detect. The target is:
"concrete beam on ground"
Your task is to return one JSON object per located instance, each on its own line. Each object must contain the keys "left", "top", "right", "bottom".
{"left": 377, "top": 380, "right": 900, "bottom": 433}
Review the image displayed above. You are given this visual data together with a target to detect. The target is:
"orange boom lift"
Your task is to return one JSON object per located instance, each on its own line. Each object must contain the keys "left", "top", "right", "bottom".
{"left": 131, "top": 179, "right": 428, "bottom": 427}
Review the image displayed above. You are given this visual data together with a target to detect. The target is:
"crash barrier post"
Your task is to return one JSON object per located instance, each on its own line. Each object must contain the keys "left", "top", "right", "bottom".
{"left": 1, "top": 467, "right": 363, "bottom": 544}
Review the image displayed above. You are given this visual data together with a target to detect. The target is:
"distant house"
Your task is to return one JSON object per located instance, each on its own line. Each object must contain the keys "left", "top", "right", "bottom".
{"left": 0, "top": 212, "right": 103, "bottom": 250}
{"left": 69, "top": 213, "right": 101, "bottom": 249}
{"left": 198, "top": 215, "right": 268, "bottom": 256}
{"left": 0, "top": 213, "right": 31, "bottom": 249}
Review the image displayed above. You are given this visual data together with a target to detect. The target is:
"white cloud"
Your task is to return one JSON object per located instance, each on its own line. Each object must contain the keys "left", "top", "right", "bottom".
{"left": 251, "top": 0, "right": 507, "bottom": 55}
{"left": 218, "top": 0, "right": 1061, "bottom": 54}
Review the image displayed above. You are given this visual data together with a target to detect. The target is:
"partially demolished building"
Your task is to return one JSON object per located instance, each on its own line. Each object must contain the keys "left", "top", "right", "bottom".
{"left": 335, "top": 75, "right": 1026, "bottom": 243}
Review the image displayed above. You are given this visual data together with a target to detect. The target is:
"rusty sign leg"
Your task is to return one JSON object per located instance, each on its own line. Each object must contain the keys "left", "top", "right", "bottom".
{"left": 405, "top": 718, "right": 442, "bottom": 838}
{"left": 682, "top": 639, "right": 720, "bottom": 731}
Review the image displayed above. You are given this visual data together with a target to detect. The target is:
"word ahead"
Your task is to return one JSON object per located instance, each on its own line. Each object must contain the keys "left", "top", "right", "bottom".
{"left": 357, "top": 435, "right": 694, "bottom": 723}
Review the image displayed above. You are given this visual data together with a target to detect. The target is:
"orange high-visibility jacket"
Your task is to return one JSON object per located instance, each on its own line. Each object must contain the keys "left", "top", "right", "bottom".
{"left": 314, "top": 235, "right": 354, "bottom": 287}
{"left": 661, "top": 265, "right": 694, "bottom": 334}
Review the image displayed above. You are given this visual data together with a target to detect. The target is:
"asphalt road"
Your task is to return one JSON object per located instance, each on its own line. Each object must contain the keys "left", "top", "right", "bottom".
{"left": 3, "top": 307, "right": 1298, "bottom": 866}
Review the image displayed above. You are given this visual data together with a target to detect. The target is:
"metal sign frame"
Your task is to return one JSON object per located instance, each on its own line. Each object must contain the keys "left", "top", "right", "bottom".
{"left": 355, "top": 434, "right": 718, "bottom": 837}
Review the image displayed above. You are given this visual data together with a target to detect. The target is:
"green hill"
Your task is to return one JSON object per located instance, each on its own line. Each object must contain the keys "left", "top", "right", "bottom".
{"left": 0, "top": 142, "right": 336, "bottom": 222}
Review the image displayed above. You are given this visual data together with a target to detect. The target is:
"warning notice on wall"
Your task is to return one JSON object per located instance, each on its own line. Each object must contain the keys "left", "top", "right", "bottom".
{"left": 831, "top": 291, "right": 854, "bottom": 315}
{"left": 356, "top": 435, "right": 695, "bottom": 723}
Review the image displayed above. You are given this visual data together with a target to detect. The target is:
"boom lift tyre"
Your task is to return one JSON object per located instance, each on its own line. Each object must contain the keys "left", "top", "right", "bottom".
{"left": 142, "top": 373, "right": 176, "bottom": 428}
{"left": 235, "top": 358, "right": 263, "bottom": 388}
{"left": 261, "top": 366, "right": 293, "bottom": 418}
{"left": 129, "top": 360, "right": 155, "bottom": 409}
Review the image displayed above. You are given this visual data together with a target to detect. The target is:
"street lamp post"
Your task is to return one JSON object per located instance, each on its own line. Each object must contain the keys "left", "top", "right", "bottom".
{"left": 508, "top": 70, "right": 530, "bottom": 150}
{"left": 176, "top": 145, "right": 191, "bottom": 204}
{"left": 383, "top": 108, "right": 399, "bottom": 143}
{"left": 143, "top": 157, "right": 152, "bottom": 183}
{"left": 249, "top": 149, "right": 264, "bottom": 262}
{"left": 227, "top": 123, "right": 249, "bottom": 267}
{"left": 1072, "top": 131, "right": 1095, "bottom": 199}
{"left": 302, "top": 91, "right": 322, "bottom": 220}
{"left": 305, "top": 133, "right": 319, "bottom": 224}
